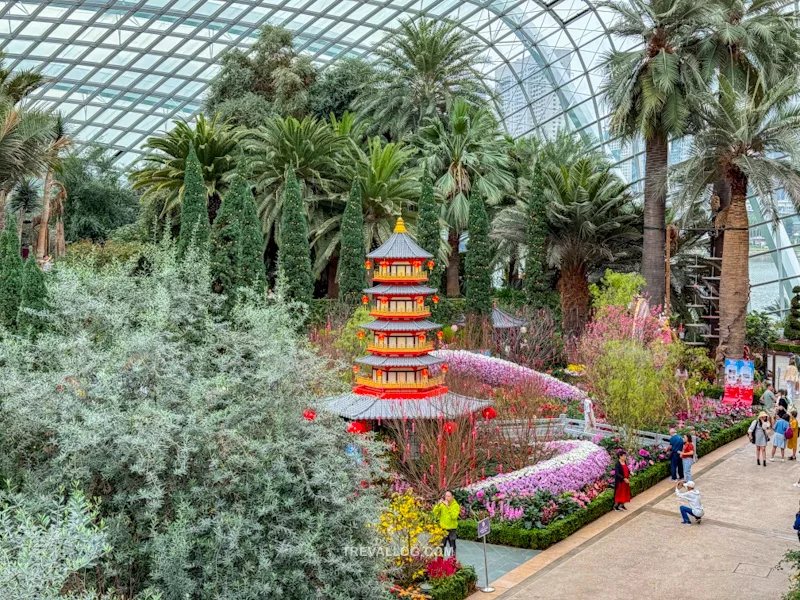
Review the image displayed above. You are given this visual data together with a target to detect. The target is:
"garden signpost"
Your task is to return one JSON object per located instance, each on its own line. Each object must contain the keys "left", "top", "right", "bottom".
{"left": 477, "top": 517, "right": 494, "bottom": 593}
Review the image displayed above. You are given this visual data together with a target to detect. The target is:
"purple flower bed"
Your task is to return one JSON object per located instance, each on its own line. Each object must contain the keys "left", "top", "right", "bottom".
{"left": 433, "top": 349, "right": 585, "bottom": 402}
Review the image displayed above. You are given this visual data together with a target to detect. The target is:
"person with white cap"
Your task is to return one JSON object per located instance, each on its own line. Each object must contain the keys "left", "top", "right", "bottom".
{"left": 675, "top": 481, "right": 704, "bottom": 525}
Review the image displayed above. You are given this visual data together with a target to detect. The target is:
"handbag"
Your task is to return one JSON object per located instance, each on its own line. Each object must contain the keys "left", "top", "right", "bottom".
{"left": 787, "top": 426, "right": 794, "bottom": 440}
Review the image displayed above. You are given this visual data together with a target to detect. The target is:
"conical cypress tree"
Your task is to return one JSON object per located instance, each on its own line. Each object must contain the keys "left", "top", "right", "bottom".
{"left": 17, "top": 257, "right": 48, "bottom": 336}
{"left": 236, "top": 167, "right": 267, "bottom": 295}
{"left": 465, "top": 189, "right": 492, "bottom": 315}
{"left": 0, "top": 228, "right": 24, "bottom": 329}
{"left": 417, "top": 164, "right": 447, "bottom": 318}
{"left": 278, "top": 169, "right": 313, "bottom": 304}
{"left": 338, "top": 179, "right": 366, "bottom": 305}
{"left": 177, "top": 145, "right": 211, "bottom": 257}
{"left": 785, "top": 286, "right": 800, "bottom": 341}
{"left": 524, "top": 161, "right": 552, "bottom": 307}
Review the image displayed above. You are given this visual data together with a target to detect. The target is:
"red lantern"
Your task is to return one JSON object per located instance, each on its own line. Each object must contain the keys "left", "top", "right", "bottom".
{"left": 432, "top": 295, "right": 439, "bottom": 305}
{"left": 303, "top": 409, "right": 316, "bottom": 421}
{"left": 378, "top": 334, "right": 385, "bottom": 342}
{"left": 365, "top": 260, "right": 372, "bottom": 270}
{"left": 421, "top": 368, "right": 429, "bottom": 377}
{"left": 357, "top": 331, "right": 365, "bottom": 339}
{"left": 348, "top": 421, "right": 369, "bottom": 434}
{"left": 361, "top": 295, "right": 368, "bottom": 305}
{"left": 441, "top": 365, "right": 448, "bottom": 373}
{"left": 443, "top": 421, "right": 457, "bottom": 435}
{"left": 418, "top": 333, "right": 426, "bottom": 342}
{"left": 353, "top": 365, "right": 360, "bottom": 374}
{"left": 481, "top": 406, "right": 498, "bottom": 420}
{"left": 427, "top": 260, "right": 435, "bottom": 269}
{"left": 376, "top": 369, "right": 382, "bottom": 378}
{"left": 413, "top": 260, "right": 421, "bottom": 269}
{"left": 381, "top": 297, "right": 388, "bottom": 305}
{"left": 416, "top": 296, "right": 424, "bottom": 306}
{"left": 437, "top": 331, "right": 444, "bottom": 340}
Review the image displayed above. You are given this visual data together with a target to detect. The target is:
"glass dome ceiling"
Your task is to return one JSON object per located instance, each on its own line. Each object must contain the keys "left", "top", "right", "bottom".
{"left": 0, "top": 0, "right": 636, "bottom": 169}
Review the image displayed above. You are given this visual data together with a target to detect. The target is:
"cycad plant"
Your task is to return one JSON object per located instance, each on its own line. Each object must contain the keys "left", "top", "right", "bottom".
{"left": 600, "top": 0, "right": 715, "bottom": 307}
{"left": 130, "top": 113, "right": 243, "bottom": 226}
{"left": 545, "top": 159, "right": 642, "bottom": 336}
{"left": 675, "top": 77, "right": 800, "bottom": 362}
{"left": 416, "top": 98, "right": 513, "bottom": 296}
{"left": 356, "top": 17, "right": 490, "bottom": 138}
{"left": 9, "top": 177, "right": 40, "bottom": 242}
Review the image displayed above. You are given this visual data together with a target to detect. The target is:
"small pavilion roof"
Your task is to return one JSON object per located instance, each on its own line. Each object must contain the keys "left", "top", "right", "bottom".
{"left": 355, "top": 355, "right": 445, "bottom": 368}
{"left": 367, "top": 217, "right": 434, "bottom": 260}
{"left": 493, "top": 307, "right": 526, "bottom": 329}
{"left": 324, "top": 391, "right": 490, "bottom": 419}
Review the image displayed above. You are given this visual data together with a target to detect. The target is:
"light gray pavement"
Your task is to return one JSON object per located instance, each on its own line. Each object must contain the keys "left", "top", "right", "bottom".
{"left": 468, "top": 435, "right": 800, "bottom": 600}
{"left": 457, "top": 540, "right": 538, "bottom": 589}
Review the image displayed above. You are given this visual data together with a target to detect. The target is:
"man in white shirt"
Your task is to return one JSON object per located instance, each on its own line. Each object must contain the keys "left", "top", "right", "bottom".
{"left": 676, "top": 481, "right": 704, "bottom": 524}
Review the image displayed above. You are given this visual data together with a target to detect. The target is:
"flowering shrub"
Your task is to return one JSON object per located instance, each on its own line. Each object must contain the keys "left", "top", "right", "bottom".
{"left": 434, "top": 350, "right": 585, "bottom": 402}
{"left": 465, "top": 441, "right": 610, "bottom": 497}
{"left": 426, "top": 556, "right": 460, "bottom": 579}
{"left": 564, "top": 364, "right": 586, "bottom": 377}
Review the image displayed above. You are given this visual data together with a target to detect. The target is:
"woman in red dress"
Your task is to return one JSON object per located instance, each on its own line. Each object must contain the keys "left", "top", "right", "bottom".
{"left": 613, "top": 452, "right": 631, "bottom": 511}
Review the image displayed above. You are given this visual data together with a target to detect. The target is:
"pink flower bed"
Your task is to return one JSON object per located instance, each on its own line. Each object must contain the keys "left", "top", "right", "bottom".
{"left": 465, "top": 440, "right": 610, "bottom": 498}
{"left": 433, "top": 350, "right": 585, "bottom": 402}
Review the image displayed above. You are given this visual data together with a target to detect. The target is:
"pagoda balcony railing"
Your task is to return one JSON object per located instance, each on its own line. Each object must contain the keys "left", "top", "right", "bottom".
{"left": 370, "top": 307, "right": 431, "bottom": 318}
{"left": 372, "top": 272, "right": 428, "bottom": 282}
{"left": 367, "top": 342, "right": 434, "bottom": 353}
{"left": 354, "top": 375, "right": 445, "bottom": 389}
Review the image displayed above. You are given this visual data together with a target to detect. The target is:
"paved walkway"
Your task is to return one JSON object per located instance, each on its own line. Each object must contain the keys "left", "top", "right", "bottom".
{"left": 467, "top": 435, "right": 799, "bottom": 600}
{"left": 457, "top": 540, "right": 538, "bottom": 588}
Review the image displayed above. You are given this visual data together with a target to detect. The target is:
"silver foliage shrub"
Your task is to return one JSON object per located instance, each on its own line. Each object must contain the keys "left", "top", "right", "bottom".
{"left": 0, "top": 244, "right": 389, "bottom": 599}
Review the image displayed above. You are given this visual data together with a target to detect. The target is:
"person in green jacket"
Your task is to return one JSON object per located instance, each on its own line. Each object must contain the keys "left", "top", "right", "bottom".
{"left": 433, "top": 490, "right": 460, "bottom": 557}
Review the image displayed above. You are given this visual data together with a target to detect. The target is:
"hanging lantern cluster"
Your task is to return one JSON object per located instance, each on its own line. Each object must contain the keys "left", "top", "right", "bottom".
{"left": 443, "top": 421, "right": 457, "bottom": 435}
{"left": 303, "top": 409, "right": 317, "bottom": 421}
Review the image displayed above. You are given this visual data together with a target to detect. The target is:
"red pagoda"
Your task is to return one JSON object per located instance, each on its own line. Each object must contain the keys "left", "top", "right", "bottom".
{"left": 325, "top": 217, "right": 488, "bottom": 420}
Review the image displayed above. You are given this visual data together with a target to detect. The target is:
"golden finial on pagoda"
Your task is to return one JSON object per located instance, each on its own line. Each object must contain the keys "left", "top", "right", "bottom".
{"left": 394, "top": 217, "right": 407, "bottom": 233}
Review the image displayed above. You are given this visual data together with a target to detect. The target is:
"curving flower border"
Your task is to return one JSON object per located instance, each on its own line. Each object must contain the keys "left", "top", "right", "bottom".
{"left": 433, "top": 349, "right": 585, "bottom": 402}
{"left": 464, "top": 440, "right": 610, "bottom": 498}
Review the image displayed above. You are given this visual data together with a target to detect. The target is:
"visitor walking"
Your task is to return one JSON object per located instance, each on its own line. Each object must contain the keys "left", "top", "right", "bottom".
{"left": 772, "top": 416, "right": 789, "bottom": 462}
{"left": 668, "top": 428, "right": 685, "bottom": 482}
{"left": 676, "top": 481, "right": 704, "bottom": 524}
{"left": 613, "top": 452, "right": 631, "bottom": 511}
{"left": 786, "top": 357, "right": 799, "bottom": 403}
{"left": 749, "top": 412, "right": 771, "bottom": 466}
{"left": 680, "top": 433, "right": 695, "bottom": 483}
{"left": 761, "top": 384, "right": 776, "bottom": 412}
{"left": 794, "top": 501, "right": 800, "bottom": 541}
{"left": 789, "top": 410, "right": 798, "bottom": 461}
{"left": 433, "top": 491, "right": 460, "bottom": 557}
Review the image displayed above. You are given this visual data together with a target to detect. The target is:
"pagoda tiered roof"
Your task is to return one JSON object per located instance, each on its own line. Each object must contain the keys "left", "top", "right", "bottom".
{"left": 355, "top": 355, "right": 445, "bottom": 368}
{"left": 326, "top": 391, "right": 489, "bottom": 420}
{"left": 364, "top": 283, "right": 437, "bottom": 295}
{"left": 362, "top": 319, "right": 440, "bottom": 332}
{"left": 366, "top": 217, "right": 433, "bottom": 260}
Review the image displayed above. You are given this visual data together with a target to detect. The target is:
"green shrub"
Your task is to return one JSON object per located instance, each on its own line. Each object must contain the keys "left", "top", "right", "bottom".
{"left": 771, "top": 341, "right": 800, "bottom": 354}
{"left": 458, "top": 420, "right": 751, "bottom": 550}
{"left": 429, "top": 566, "right": 477, "bottom": 600}
{"left": 62, "top": 240, "right": 145, "bottom": 270}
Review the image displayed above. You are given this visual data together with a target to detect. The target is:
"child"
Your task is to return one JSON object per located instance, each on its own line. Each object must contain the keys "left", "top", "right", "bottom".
{"left": 794, "top": 500, "right": 800, "bottom": 542}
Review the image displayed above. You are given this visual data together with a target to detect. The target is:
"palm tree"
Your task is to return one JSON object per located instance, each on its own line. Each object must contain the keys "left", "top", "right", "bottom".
{"left": 310, "top": 137, "right": 418, "bottom": 284}
{"left": 0, "top": 50, "right": 44, "bottom": 103}
{"left": 9, "top": 177, "right": 40, "bottom": 242}
{"left": 0, "top": 100, "right": 53, "bottom": 232}
{"left": 600, "top": 0, "right": 715, "bottom": 308}
{"left": 130, "top": 113, "right": 243, "bottom": 225}
{"left": 545, "top": 158, "right": 642, "bottom": 336}
{"left": 35, "top": 114, "right": 71, "bottom": 260}
{"left": 675, "top": 77, "right": 800, "bottom": 364}
{"left": 248, "top": 115, "right": 350, "bottom": 246}
{"left": 699, "top": 0, "right": 800, "bottom": 257}
{"left": 356, "top": 17, "right": 491, "bottom": 138}
{"left": 416, "top": 98, "right": 513, "bottom": 296}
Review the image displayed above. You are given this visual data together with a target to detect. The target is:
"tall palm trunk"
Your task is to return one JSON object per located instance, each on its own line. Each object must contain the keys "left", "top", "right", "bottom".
{"left": 446, "top": 229, "right": 460, "bottom": 296}
{"left": 717, "top": 171, "right": 749, "bottom": 365}
{"left": 0, "top": 189, "right": 6, "bottom": 232}
{"left": 712, "top": 179, "right": 731, "bottom": 259}
{"left": 557, "top": 264, "right": 590, "bottom": 337}
{"left": 508, "top": 247, "right": 519, "bottom": 288}
{"left": 326, "top": 256, "right": 339, "bottom": 299}
{"left": 642, "top": 135, "right": 668, "bottom": 309}
{"left": 36, "top": 168, "right": 54, "bottom": 259}
{"left": 17, "top": 210, "right": 26, "bottom": 241}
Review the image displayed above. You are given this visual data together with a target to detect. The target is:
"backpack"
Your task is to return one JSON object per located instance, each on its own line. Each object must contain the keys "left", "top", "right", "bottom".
{"left": 787, "top": 426, "right": 794, "bottom": 440}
